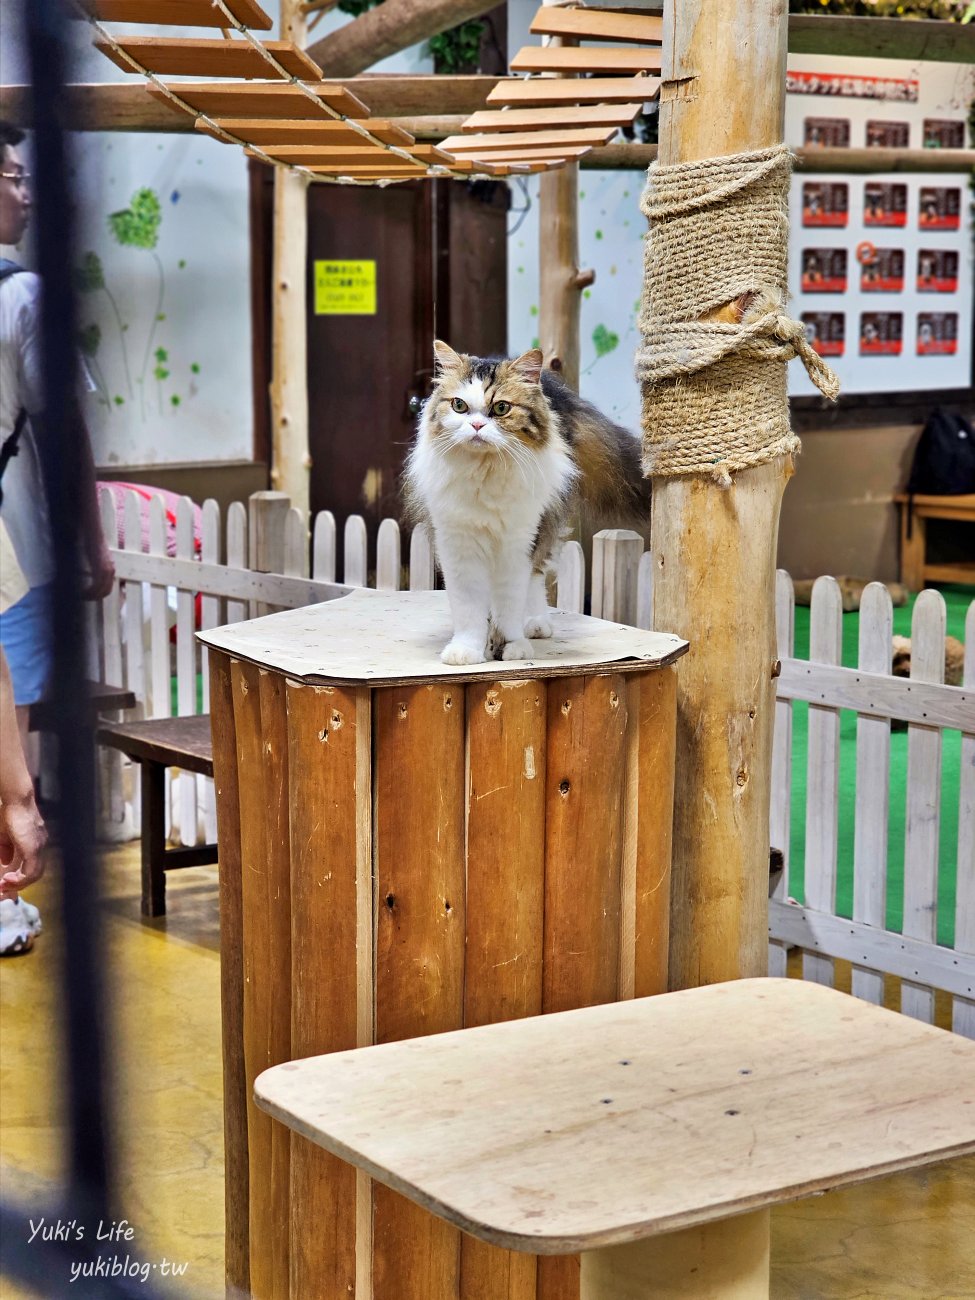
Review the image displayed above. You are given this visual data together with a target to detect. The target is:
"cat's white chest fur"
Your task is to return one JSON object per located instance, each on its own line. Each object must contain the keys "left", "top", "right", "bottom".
{"left": 408, "top": 433, "right": 575, "bottom": 665}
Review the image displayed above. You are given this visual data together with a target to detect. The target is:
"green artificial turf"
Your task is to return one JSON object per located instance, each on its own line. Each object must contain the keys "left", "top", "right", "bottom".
{"left": 786, "top": 583, "right": 971, "bottom": 947}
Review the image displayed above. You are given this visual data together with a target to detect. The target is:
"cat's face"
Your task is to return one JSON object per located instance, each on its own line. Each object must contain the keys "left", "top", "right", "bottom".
{"left": 424, "top": 341, "right": 553, "bottom": 455}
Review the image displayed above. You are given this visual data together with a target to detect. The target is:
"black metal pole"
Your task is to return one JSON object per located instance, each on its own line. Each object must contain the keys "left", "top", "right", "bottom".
{"left": 22, "top": 0, "right": 111, "bottom": 1221}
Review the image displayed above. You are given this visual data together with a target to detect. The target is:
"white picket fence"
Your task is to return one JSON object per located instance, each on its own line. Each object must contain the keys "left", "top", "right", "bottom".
{"left": 94, "top": 490, "right": 973, "bottom": 1035}
{"left": 768, "top": 572, "right": 974, "bottom": 1038}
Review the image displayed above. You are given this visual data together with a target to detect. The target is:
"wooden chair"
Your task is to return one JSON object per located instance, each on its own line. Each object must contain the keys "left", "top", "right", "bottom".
{"left": 97, "top": 715, "right": 215, "bottom": 917}
{"left": 256, "top": 978, "right": 975, "bottom": 1299}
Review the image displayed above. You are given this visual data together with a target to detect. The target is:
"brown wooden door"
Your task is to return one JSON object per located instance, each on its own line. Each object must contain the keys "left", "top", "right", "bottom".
{"left": 250, "top": 167, "right": 509, "bottom": 567}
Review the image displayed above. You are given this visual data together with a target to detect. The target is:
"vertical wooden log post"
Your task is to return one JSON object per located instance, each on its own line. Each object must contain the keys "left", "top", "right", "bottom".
{"left": 270, "top": 0, "right": 310, "bottom": 517}
{"left": 652, "top": 0, "right": 789, "bottom": 990}
{"left": 539, "top": 164, "right": 593, "bottom": 390}
{"left": 641, "top": 5, "right": 791, "bottom": 1290}
{"left": 537, "top": 0, "right": 593, "bottom": 390}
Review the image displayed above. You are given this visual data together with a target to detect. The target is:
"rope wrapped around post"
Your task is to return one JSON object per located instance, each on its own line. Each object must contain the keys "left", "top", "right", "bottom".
{"left": 636, "top": 144, "right": 839, "bottom": 487}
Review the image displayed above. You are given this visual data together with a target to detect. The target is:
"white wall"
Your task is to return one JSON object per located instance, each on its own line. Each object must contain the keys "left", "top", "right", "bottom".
{"left": 0, "top": 2, "right": 432, "bottom": 470}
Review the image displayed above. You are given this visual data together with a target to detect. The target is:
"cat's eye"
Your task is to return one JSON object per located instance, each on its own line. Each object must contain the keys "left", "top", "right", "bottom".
{"left": 491, "top": 400, "right": 512, "bottom": 416}
{"left": 450, "top": 397, "right": 469, "bottom": 414}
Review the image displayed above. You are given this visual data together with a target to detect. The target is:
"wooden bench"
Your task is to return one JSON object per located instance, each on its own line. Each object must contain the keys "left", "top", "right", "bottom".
{"left": 97, "top": 715, "right": 215, "bottom": 918}
{"left": 895, "top": 492, "right": 975, "bottom": 591}
{"left": 257, "top": 978, "right": 975, "bottom": 1299}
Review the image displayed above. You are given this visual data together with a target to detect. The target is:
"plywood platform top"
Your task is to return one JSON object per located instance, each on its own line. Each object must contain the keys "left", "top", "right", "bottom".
{"left": 198, "top": 589, "right": 688, "bottom": 685}
{"left": 255, "top": 978, "right": 975, "bottom": 1254}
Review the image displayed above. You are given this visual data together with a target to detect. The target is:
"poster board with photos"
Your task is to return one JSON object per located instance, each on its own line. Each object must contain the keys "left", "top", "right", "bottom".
{"left": 786, "top": 54, "right": 972, "bottom": 398}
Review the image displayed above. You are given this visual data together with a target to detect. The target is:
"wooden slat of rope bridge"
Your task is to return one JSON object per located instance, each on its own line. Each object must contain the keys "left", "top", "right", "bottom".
{"left": 462, "top": 149, "right": 585, "bottom": 164}
{"left": 147, "top": 80, "right": 370, "bottom": 119}
{"left": 464, "top": 104, "right": 643, "bottom": 133}
{"left": 529, "top": 7, "right": 665, "bottom": 44}
{"left": 77, "top": 0, "right": 273, "bottom": 28}
{"left": 510, "top": 47, "right": 663, "bottom": 75}
{"left": 442, "top": 127, "right": 620, "bottom": 153}
{"left": 487, "top": 76, "right": 660, "bottom": 107}
{"left": 95, "top": 36, "right": 323, "bottom": 80}
{"left": 193, "top": 117, "right": 416, "bottom": 146}
{"left": 247, "top": 143, "right": 458, "bottom": 167}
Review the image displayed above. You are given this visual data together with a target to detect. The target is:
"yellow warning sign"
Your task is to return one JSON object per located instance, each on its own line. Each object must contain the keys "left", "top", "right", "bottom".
{"left": 313, "top": 259, "right": 377, "bottom": 316}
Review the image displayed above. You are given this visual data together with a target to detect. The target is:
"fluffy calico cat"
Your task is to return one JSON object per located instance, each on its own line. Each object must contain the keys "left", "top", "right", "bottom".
{"left": 404, "top": 341, "right": 649, "bottom": 665}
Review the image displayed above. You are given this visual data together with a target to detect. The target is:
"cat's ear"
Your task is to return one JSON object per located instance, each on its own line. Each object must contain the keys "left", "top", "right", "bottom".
{"left": 510, "top": 348, "right": 544, "bottom": 385}
{"left": 433, "top": 340, "right": 463, "bottom": 374}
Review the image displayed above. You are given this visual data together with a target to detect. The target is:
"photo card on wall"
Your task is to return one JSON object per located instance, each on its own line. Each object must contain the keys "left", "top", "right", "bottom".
{"left": 917, "top": 312, "right": 958, "bottom": 356}
{"left": 859, "top": 311, "right": 903, "bottom": 356}
{"left": 922, "top": 119, "right": 965, "bottom": 148}
{"left": 919, "top": 186, "right": 961, "bottom": 230}
{"left": 801, "top": 249, "right": 848, "bottom": 292}
{"left": 860, "top": 248, "right": 904, "bottom": 293}
{"left": 801, "top": 312, "right": 845, "bottom": 357}
{"left": 804, "top": 117, "right": 851, "bottom": 147}
{"left": 802, "top": 181, "right": 849, "bottom": 227}
{"left": 917, "top": 249, "right": 959, "bottom": 293}
{"left": 866, "top": 120, "right": 909, "bottom": 147}
{"left": 864, "top": 182, "right": 908, "bottom": 227}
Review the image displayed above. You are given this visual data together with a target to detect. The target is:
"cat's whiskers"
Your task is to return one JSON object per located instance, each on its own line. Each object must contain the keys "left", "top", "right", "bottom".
{"left": 504, "top": 436, "right": 536, "bottom": 490}
{"left": 494, "top": 438, "right": 529, "bottom": 490}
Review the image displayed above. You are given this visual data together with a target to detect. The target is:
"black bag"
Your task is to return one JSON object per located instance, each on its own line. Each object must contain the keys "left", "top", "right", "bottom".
{"left": 906, "top": 408, "right": 975, "bottom": 496}
{"left": 0, "top": 259, "right": 28, "bottom": 508}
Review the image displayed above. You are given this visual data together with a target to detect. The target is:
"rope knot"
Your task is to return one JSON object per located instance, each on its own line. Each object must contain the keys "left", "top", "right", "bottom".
{"left": 637, "top": 144, "right": 839, "bottom": 482}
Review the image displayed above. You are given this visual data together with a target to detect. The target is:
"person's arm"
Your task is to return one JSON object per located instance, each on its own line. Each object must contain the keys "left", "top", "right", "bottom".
{"left": 0, "top": 649, "right": 46, "bottom": 898}
{"left": 17, "top": 276, "right": 115, "bottom": 602}
{"left": 76, "top": 407, "right": 115, "bottom": 600}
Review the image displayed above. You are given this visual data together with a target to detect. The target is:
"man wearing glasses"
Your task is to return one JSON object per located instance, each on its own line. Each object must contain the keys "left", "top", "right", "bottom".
{"left": 0, "top": 120, "right": 114, "bottom": 954}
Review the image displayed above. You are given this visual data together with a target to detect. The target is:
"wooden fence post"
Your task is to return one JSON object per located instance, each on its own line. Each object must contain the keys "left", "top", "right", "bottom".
{"left": 591, "top": 529, "right": 643, "bottom": 626}
{"left": 269, "top": 0, "right": 310, "bottom": 518}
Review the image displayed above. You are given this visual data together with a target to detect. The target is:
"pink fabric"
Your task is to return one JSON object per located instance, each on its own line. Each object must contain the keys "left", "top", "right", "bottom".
{"left": 98, "top": 481, "right": 202, "bottom": 558}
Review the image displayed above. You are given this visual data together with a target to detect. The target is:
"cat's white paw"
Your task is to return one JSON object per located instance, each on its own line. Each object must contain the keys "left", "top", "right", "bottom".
{"left": 501, "top": 638, "right": 533, "bottom": 661}
{"left": 441, "top": 640, "right": 487, "bottom": 666}
{"left": 524, "top": 616, "right": 553, "bottom": 639}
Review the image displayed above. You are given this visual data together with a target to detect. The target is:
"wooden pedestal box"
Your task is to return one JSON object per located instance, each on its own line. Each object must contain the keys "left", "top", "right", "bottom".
{"left": 201, "top": 590, "right": 686, "bottom": 1300}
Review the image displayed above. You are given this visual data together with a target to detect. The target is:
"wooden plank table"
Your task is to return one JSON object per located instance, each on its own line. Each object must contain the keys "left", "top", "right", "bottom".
{"left": 256, "top": 977, "right": 975, "bottom": 1300}
{"left": 895, "top": 492, "right": 975, "bottom": 591}
{"left": 201, "top": 589, "right": 686, "bottom": 1300}
{"left": 97, "top": 714, "right": 215, "bottom": 917}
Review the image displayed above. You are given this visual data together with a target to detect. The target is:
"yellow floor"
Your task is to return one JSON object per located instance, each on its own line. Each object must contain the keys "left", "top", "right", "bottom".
{"left": 1, "top": 844, "right": 973, "bottom": 1299}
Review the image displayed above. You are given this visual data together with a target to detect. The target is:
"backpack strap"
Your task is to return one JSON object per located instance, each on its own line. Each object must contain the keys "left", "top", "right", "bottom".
{"left": 0, "top": 260, "right": 29, "bottom": 507}
{"left": 0, "top": 407, "right": 28, "bottom": 508}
